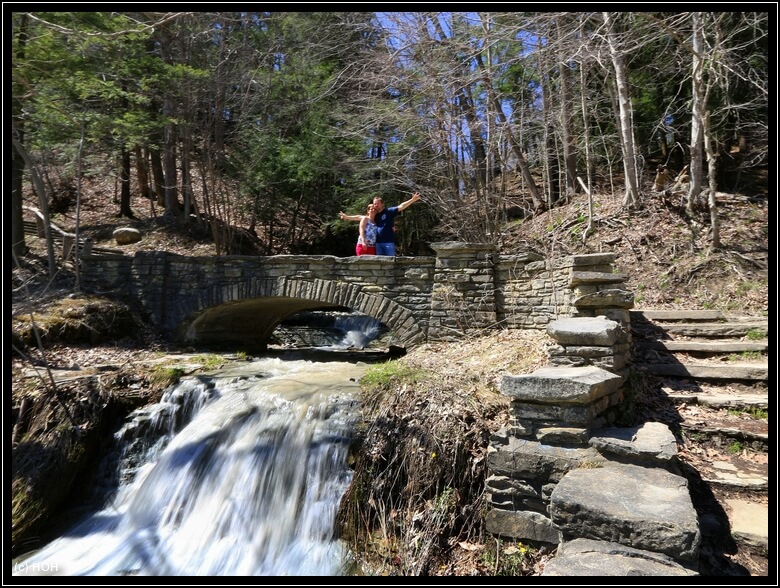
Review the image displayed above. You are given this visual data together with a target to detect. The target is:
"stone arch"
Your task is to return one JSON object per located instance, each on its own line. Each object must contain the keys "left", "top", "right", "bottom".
{"left": 180, "top": 277, "right": 425, "bottom": 349}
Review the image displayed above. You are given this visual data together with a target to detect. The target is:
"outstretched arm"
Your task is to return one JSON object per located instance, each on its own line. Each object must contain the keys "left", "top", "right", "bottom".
{"left": 339, "top": 211, "right": 363, "bottom": 222}
{"left": 396, "top": 192, "right": 421, "bottom": 212}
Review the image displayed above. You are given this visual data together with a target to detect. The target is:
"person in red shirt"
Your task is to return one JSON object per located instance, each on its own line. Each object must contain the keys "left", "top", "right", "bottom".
{"left": 338, "top": 203, "right": 377, "bottom": 255}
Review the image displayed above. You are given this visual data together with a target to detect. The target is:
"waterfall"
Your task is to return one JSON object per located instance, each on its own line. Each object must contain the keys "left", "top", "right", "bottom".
{"left": 274, "top": 311, "right": 387, "bottom": 350}
{"left": 327, "top": 313, "right": 384, "bottom": 350}
{"left": 13, "top": 358, "right": 366, "bottom": 576}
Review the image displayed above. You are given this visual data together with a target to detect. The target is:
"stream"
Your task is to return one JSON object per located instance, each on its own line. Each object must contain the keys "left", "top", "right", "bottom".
{"left": 13, "top": 315, "right": 382, "bottom": 577}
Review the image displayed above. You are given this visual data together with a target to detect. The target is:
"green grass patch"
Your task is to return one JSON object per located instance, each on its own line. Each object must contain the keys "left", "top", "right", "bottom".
{"left": 727, "top": 351, "right": 765, "bottom": 362}
{"left": 360, "top": 361, "right": 427, "bottom": 389}
{"left": 735, "top": 280, "right": 762, "bottom": 296}
{"left": 727, "top": 406, "right": 768, "bottom": 420}
{"left": 686, "top": 431, "right": 706, "bottom": 443}
{"left": 746, "top": 328, "right": 767, "bottom": 341}
{"left": 192, "top": 354, "right": 224, "bottom": 370}
{"left": 727, "top": 441, "right": 744, "bottom": 454}
{"left": 150, "top": 366, "right": 186, "bottom": 388}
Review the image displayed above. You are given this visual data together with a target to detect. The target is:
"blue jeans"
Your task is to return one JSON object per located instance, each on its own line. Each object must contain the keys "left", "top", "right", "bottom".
{"left": 375, "top": 242, "right": 396, "bottom": 256}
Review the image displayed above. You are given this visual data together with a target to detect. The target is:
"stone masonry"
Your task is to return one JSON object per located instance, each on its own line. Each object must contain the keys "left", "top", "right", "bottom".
{"left": 80, "top": 245, "right": 621, "bottom": 349}
{"left": 485, "top": 265, "right": 702, "bottom": 574}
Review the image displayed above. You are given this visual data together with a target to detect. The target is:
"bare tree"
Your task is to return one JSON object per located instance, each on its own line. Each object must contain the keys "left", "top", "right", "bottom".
{"left": 602, "top": 12, "right": 641, "bottom": 208}
{"left": 13, "top": 139, "right": 56, "bottom": 277}
{"left": 11, "top": 14, "right": 29, "bottom": 259}
{"left": 686, "top": 12, "right": 706, "bottom": 218}
{"left": 555, "top": 17, "right": 578, "bottom": 202}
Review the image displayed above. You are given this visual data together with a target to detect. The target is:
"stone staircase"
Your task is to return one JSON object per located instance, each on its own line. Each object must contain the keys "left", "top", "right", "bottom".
{"left": 486, "top": 310, "right": 768, "bottom": 576}
{"left": 630, "top": 308, "right": 769, "bottom": 573}
{"left": 631, "top": 309, "right": 768, "bottom": 387}
{"left": 22, "top": 205, "right": 123, "bottom": 261}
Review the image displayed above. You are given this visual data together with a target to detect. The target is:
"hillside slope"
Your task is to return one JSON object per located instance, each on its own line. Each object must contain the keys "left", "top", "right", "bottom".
{"left": 500, "top": 183, "right": 768, "bottom": 317}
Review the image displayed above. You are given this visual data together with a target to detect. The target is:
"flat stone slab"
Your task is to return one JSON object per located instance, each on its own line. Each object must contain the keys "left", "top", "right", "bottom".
{"left": 488, "top": 437, "right": 603, "bottom": 479}
{"left": 570, "top": 253, "right": 616, "bottom": 266}
{"left": 724, "top": 498, "right": 768, "bottom": 553}
{"left": 589, "top": 422, "right": 678, "bottom": 465}
{"left": 541, "top": 538, "right": 698, "bottom": 576}
{"left": 655, "top": 322, "right": 768, "bottom": 337}
{"left": 664, "top": 390, "right": 769, "bottom": 411}
{"left": 549, "top": 463, "right": 701, "bottom": 563}
{"left": 547, "top": 316, "right": 622, "bottom": 346}
{"left": 636, "top": 339, "right": 768, "bottom": 353}
{"left": 501, "top": 365, "right": 624, "bottom": 404}
{"left": 573, "top": 289, "right": 634, "bottom": 308}
{"left": 485, "top": 508, "right": 560, "bottom": 545}
{"left": 569, "top": 271, "right": 628, "bottom": 286}
{"left": 700, "top": 460, "right": 768, "bottom": 491}
{"left": 645, "top": 362, "right": 767, "bottom": 381}
{"left": 630, "top": 309, "right": 725, "bottom": 321}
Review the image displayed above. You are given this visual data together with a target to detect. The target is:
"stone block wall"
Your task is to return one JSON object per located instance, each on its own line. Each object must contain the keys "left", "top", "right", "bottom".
{"left": 494, "top": 252, "right": 624, "bottom": 330}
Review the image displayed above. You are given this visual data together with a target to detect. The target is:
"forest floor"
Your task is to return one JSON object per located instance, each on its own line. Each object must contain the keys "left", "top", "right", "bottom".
{"left": 11, "top": 172, "right": 769, "bottom": 576}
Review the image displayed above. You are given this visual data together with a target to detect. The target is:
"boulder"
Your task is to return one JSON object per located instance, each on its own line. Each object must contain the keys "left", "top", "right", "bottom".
{"left": 113, "top": 227, "right": 142, "bottom": 245}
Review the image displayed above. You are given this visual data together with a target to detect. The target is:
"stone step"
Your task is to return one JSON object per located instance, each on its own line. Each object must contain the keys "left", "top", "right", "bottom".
{"left": 722, "top": 498, "right": 769, "bottom": 556}
{"left": 682, "top": 425, "right": 769, "bottom": 455}
{"left": 664, "top": 389, "right": 769, "bottom": 410}
{"left": 644, "top": 362, "right": 767, "bottom": 381}
{"left": 636, "top": 339, "right": 768, "bottom": 354}
{"left": 635, "top": 322, "right": 768, "bottom": 338}
{"left": 570, "top": 271, "right": 628, "bottom": 286}
{"left": 541, "top": 538, "right": 698, "bottom": 576}
{"left": 549, "top": 463, "right": 700, "bottom": 565}
{"left": 689, "top": 456, "right": 768, "bottom": 492}
{"left": 631, "top": 309, "right": 726, "bottom": 322}
{"left": 589, "top": 422, "right": 679, "bottom": 470}
{"left": 661, "top": 382, "right": 769, "bottom": 410}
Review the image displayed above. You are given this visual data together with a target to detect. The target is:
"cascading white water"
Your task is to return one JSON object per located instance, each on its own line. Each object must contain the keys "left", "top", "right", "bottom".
{"left": 13, "top": 358, "right": 368, "bottom": 577}
{"left": 328, "top": 314, "right": 384, "bottom": 350}
{"left": 274, "top": 310, "right": 386, "bottom": 350}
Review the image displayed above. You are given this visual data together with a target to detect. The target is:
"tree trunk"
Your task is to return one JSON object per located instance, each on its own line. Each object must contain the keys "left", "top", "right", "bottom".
{"left": 686, "top": 12, "right": 705, "bottom": 217}
{"left": 158, "top": 28, "right": 179, "bottom": 222}
{"left": 11, "top": 14, "right": 29, "bottom": 258}
{"left": 181, "top": 130, "right": 193, "bottom": 223}
{"left": 119, "top": 145, "right": 134, "bottom": 218}
{"left": 134, "top": 145, "right": 153, "bottom": 202}
{"left": 163, "top": 105, "right": 179, "bottom": 221}
{"left": 537, "top": 35, "right": 556, "bottom": 208}
{"left": 474, "top": 53, "right": 544, "bottom": 211}
{"left": 603, "top": 12, "right": 641, "bottom": 209}
{"left": 557, "top": 19, "right": 577, "bottom": 201}
{"left": 704, "top": 110, "right": 721, "bottom": 249}
{"left": 150, "top": 145, "right": 166, "bottom": 209}
{"left": 579, "top": 54, "right": 595, "bottom": 243}
{"left": 13, "top": 138, "right": 56, "bottom": 277}
{"left": 429, "top": 16, "right": 487, "bottom": 199}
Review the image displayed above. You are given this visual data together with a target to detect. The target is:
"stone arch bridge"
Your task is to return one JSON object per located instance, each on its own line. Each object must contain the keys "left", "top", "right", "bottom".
{"left": 80, "top": 243, "right": 629, "bottom": 350}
